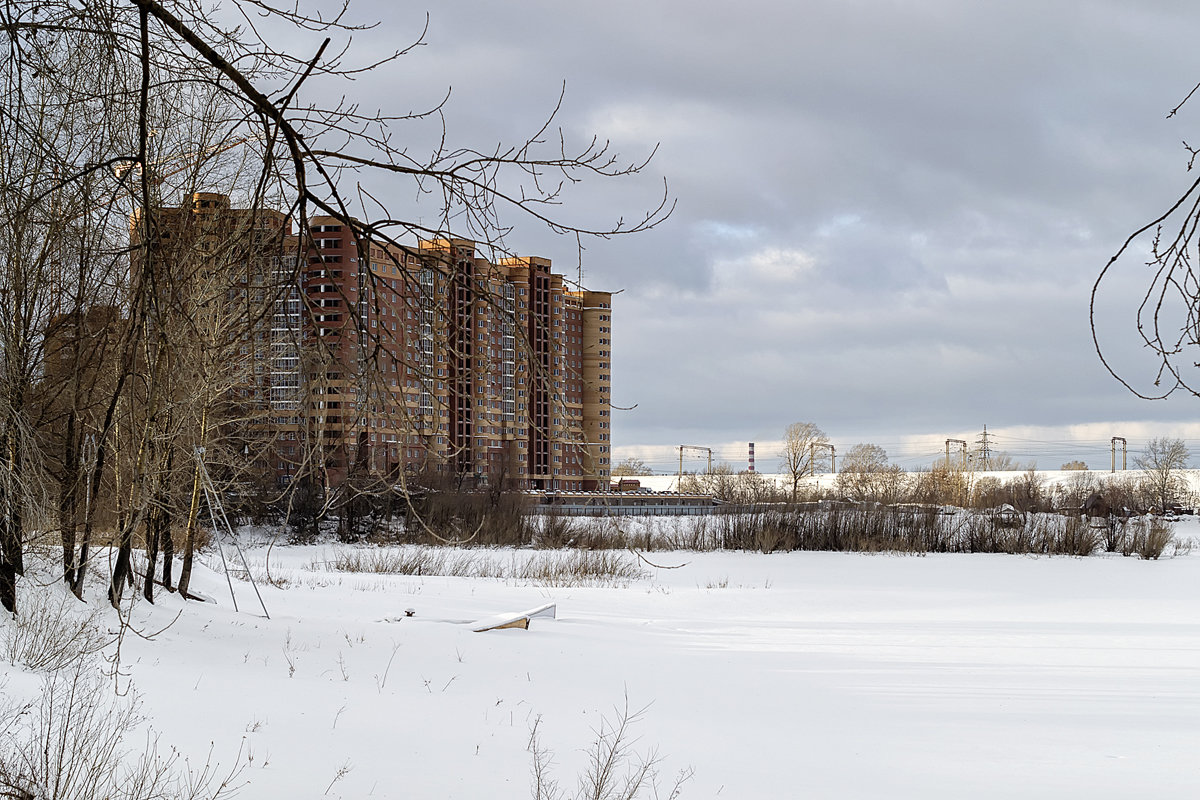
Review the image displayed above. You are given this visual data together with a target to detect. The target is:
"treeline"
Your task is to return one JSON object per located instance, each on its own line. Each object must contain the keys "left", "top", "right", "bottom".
{"left": 676, "top": 465, "right": 1194, "bottom": 515}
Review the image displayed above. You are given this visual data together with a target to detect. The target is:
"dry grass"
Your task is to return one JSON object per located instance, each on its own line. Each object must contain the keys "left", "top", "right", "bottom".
{"left": 311, "top": 546, "right": 648, "bottom": 587}
{"left": 0, "top": 662, "right": 242, "bottom": 800}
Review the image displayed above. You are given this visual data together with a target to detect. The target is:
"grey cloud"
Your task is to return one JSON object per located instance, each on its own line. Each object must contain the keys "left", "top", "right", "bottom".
{"left": 344, "top": 0, "right": 1200, "bottom": 463}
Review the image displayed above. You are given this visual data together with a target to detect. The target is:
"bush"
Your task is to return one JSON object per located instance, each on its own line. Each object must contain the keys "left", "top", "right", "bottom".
{"left": 1056, "top": 516, "right": 1100, "bottom": 557}
{"left": 2, "top": 585, "right": 107, "bottom": 673}
{"left": 1125, "top": 518, "right": 1174, "bottom": 560}
{"left": 0, "top": 662, "right": 241, "bottom": 800}
{"left": 704, "top": 504, "right": 1125, "bottom": 557}
{"left": 528, "top": 699, "right": 692, "bottom": 800}
{"left": 403, "top": 484, "right": 535, "bottom": 547}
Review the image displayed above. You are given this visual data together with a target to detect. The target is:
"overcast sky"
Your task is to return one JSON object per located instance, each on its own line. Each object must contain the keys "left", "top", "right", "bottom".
{"left": 335, "top": 0, "right": 1200, "bottom": 473}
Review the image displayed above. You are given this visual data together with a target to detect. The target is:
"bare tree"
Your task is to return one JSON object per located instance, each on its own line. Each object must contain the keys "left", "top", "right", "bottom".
{"left": 0, "top": 10, "right": 139, "bottom": 611}
{"left": 1092, "top": 82, "right": 1200, "bottom": 400}
{"left": 1053, "top": 468, "right": 1099, "bottom": 512}
{"left": 678, "top": 462, "right": 735, "bottom": 500}
{"left": 1, "top": 0, "right": 669, "bottom": 613}
{"left": 611, "top": 457, "right": 651, "bottom": 477}
{"left": 834, "top": 443, "right": 907, "bottom": 503}
{"left": 779, "top": 422, "right": 827, "bottom": 501}
{"left": 971, "top": 450, "right": 1018, "bottom": 471}
{"left": 1135, "top": 437, "right": 1190, "bottom": 513}
{"left": 840, "top": 443, "right": 888, "bottom": 473}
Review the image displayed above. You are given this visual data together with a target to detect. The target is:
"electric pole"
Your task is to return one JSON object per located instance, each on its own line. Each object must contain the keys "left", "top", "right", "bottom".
{"left": 1111, "top": 436, "right": 1126, "bottom": 472}
{"left": 811, "top": 442, "right": 836, "bottom": 474}
{"left": 946, "top": 439, "right": 968, "bottom": 468}
{"left": 678, "top": 445, "right": 713, "bottom": 481}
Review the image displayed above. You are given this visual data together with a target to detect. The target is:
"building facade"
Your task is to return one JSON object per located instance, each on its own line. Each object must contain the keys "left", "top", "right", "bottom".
{"left": 132, "top": 194, "right": 614, "bottom": 493}
{"left": 299, "top": 218, "right": 613, "bottom": 491}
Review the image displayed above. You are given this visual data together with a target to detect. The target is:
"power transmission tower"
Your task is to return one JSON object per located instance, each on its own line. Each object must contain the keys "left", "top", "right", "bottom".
{"left": 976, "top": 425, "right": 992, "bottom": 467}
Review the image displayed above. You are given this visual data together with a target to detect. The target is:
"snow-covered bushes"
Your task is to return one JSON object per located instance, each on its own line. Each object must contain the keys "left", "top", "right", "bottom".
{"left": 0, "top": 561, "right": 242, "bottom": 800}
{"left": 1125, "top": 518, "right": 1174, "bottom": 560}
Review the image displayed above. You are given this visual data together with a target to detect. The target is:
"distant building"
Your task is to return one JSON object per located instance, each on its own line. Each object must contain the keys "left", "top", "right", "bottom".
{"left": 130, "top": 192, "right": 301, "bottom": 475}
{"left": 303, "top": 219, "right": 613, "bottom": 491}
{"left": 128, "top": 195, "right": 613, "bottom": 493}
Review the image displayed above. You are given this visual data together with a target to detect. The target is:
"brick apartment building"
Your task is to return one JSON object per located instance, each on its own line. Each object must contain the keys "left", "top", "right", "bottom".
{"left": 303, "top": 217, "right": 614, "bottom": 491}
{"left": 129, "top": 190, "right": 302, "bottom": 451}
{"left": 135, "top": 193, "right": 615, "bottom": 493}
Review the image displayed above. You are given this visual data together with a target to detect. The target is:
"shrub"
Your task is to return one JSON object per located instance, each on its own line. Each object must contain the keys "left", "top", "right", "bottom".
{"left": 513, "top": 551, "right": 647, "bottom": 587}
{"left": 2, "top": 586, "right": 107, "bottom": 673}
{"left": 1057, "top": 516, "right": 1100, "bottom": 557}
{"left": 402, "top": 487, "right": 536, "bottom": 547}
{"left": 0, "top": 662, "right": 241, "bottom": 800}
{"left": 528, "top": 699, "right": 692, "bottom": 800}
{"left": 1125, "top": 518, "right": 1174, "bottom": 560}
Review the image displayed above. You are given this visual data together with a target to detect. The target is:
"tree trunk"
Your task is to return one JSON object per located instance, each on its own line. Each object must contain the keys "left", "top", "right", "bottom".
{"left": 73, "top": 394, "right": 118, "bottom": 601}
{"left": 59, "top": 412, "right": 79, "bottom": 589}
{"left": 108, "top": 518, "right": 135, "bottom": 609}
{"left": 111, "top": 418, "right": 152, "bottom": 608}
{"left": 0, "top": 564, "right": 13, "bottom": 616}
{"left": 0, "top": 482, "right": 14, "bottom": 615}
{"left": 161, "top": 503, "right": 174, "bottom": 591}
{"left": 72, "top": 518, "right": 91, "bottom": 600}
{"left": 3, "top": 428, "right": 26, "bottom": 593}
{"left": 143, "top": 505, "right": 158, "bottom": 603}
{"left": 177, "top": 406, "right": 207, "bottom": 599}
{"left": 160, "top": 443, "right": 176, "bottom": 591}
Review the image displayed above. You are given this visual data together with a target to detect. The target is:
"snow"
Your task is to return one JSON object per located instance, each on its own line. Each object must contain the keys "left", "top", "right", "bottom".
{"left": 5, "top": 520, "right": 1200, "bottom": 798}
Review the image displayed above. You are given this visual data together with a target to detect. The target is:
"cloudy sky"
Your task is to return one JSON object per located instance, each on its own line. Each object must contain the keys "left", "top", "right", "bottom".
{"left": 333, "top": 0, "right": 1200, "bottom": 472}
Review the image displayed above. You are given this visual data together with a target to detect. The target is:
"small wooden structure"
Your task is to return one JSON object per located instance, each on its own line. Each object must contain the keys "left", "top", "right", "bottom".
{"left": 472, "top": 602, "right": 557, "bottom": 633}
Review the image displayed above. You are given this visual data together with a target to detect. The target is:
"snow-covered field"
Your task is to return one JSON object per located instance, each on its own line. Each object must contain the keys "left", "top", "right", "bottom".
{"left": 5, "top": 519, "right": 1200, "bottom": 798}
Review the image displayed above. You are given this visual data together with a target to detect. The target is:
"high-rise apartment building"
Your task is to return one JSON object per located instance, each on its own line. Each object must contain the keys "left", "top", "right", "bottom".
{"left": 130, "top": 192, "right": 302, "bottom": 457}
{"left": 130, "top": 194, "right": 613, "bottom": 493}
{"left": 299, "top": 218, "right": 613, "bottom": 491}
